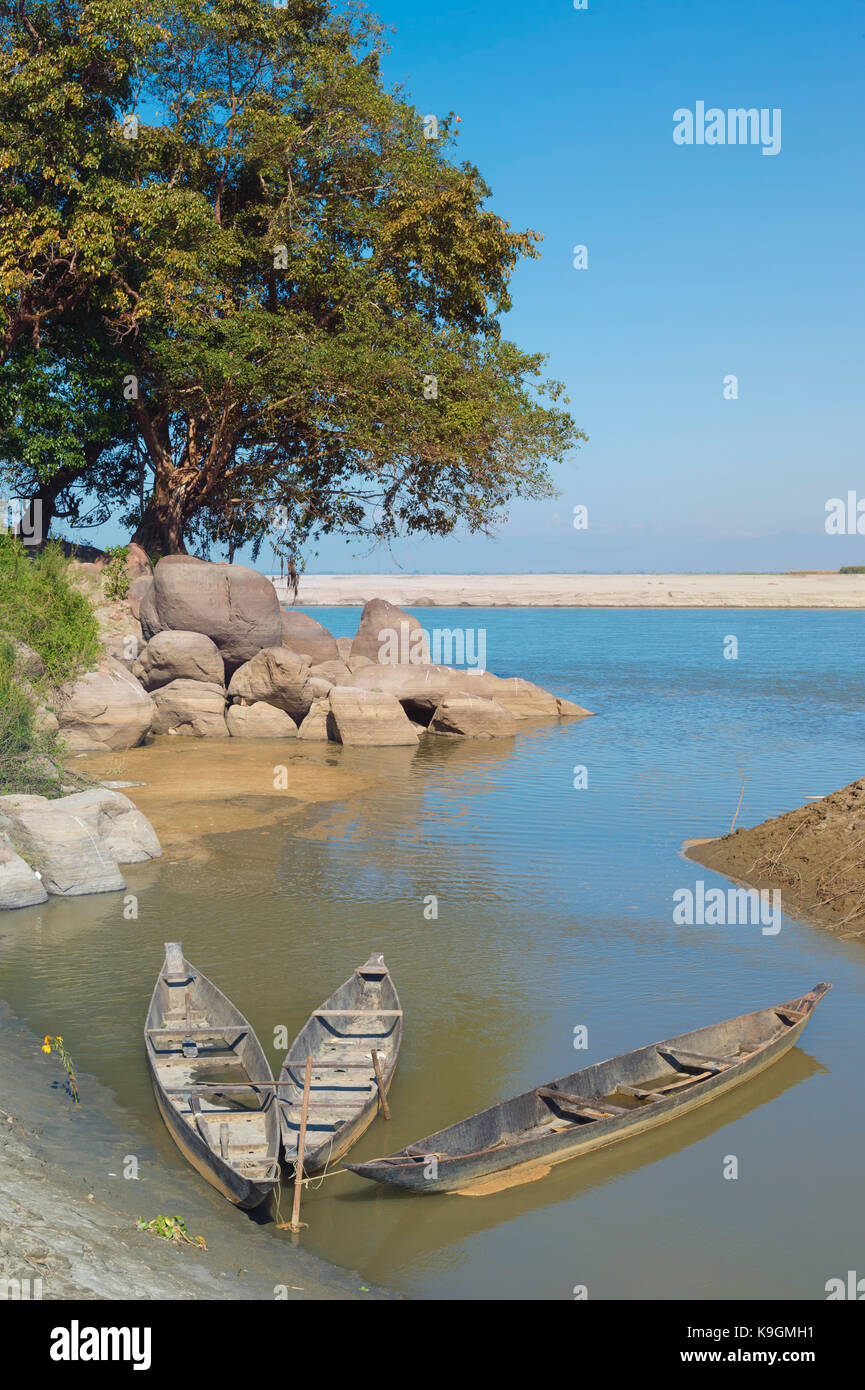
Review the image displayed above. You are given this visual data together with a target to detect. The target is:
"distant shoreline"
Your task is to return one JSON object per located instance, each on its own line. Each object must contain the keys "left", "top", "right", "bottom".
{"left": 269, "top": 573, "right": 865, "bottom": 609}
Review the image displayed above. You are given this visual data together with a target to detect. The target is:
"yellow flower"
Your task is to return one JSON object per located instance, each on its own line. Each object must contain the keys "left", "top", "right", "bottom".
{"left": 41, "top": 1043, "right": 51, "bottom": 1053}
{"left": 56, "top": 1036, "right": 63, "bottom": 1044}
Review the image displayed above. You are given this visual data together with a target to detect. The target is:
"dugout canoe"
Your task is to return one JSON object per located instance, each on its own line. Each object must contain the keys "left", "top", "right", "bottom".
{"left": 278, "top": 953, "right": 402, "bottom": 1174}
{"left": 144, "top": 942, "right": 280, "bottom": 1209}
{"left": 345, "top": 982, "right": 830, "bottom": 1195}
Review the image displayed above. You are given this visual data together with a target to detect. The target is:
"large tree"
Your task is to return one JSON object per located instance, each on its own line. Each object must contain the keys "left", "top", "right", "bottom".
{"left": 1, "top": 0, "right": 585, "bottom": 562}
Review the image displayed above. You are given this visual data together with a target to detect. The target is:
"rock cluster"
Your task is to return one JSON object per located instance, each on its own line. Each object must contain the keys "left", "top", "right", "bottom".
{"left": 54, "top": 559, "right": 592, "bottom": 751}
{"left": 0, "top": 788, "right": 162, "bottom": 909}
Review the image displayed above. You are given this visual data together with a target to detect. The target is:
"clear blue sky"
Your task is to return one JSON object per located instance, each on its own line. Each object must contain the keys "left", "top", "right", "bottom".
{"left": 83, "top": 0, "right": 864, "bottom": 572}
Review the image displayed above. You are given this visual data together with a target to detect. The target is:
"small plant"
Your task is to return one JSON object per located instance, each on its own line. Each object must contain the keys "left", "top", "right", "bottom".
{"left": 137, "top": 1216, "right": 206, "bottom": 1250}
{"left": 41, "top": 1035, "right": 80, "bottom": 1103}
{"left": 102, "top": 545, "right": 131, "bottom": 600}
{"left": 840, "top": 566, "right": 865, "bottom": 574}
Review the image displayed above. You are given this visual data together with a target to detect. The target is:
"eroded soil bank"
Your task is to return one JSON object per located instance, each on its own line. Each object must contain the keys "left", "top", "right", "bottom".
{"left": 0, "top": 1003, "right": 386, "bottom": 1301}
{"left": 686, "top": 777, "right": 865, "bottom": 937}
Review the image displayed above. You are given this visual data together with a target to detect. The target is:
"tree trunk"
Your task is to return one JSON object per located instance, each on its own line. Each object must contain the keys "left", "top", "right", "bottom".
{"left": 130, "top": 505, "right": 188, "bottom": 557}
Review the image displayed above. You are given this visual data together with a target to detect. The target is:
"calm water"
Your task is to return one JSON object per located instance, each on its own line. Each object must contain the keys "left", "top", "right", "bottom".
{"left": 2, "top": 609, "right": 864, "bottom": 1299}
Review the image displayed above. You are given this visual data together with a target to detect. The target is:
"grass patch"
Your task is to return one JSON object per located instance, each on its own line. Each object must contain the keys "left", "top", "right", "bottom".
{"left": 0, "top": 535, "right": 99, "bottom": 681}
{"left": 0, "top": 536, "right": 101, "bottom": 796}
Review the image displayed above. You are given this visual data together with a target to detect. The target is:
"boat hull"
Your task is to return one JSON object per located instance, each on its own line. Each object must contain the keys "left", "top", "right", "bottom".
{"left": 347, "top": 984, "right": 830, "bottom": 1194}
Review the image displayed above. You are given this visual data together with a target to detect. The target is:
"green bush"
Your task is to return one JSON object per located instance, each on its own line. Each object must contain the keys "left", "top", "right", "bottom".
{"left": 0, "top": 536, "right": 100, "bottom": 795}
{"left": 0, "top": 535, "right": 99, "bottom": 681}
{"left": 0, "top": 637, "right": 64, "bottom": 796}
{"left": 102, "top": 544, "right": 131, "bottom": 600}
{"left": 839, "top": 566, "right": 865, "bottom": 574}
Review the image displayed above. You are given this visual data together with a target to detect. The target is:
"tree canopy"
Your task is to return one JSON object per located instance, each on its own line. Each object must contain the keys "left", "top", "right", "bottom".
{"left": 0, "top": 0, "right": 585, "bottom": 563}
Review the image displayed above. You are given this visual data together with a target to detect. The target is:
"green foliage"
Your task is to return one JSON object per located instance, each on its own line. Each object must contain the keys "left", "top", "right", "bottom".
{"left": 0, "top": 534, "right": 99, "bottom": 680}
{"left": 839, "top": 566, "right": 865, "bottom": 574}
{"left": 102, "top": 544, "right": 130, "bottom": 599}
{"left": 0, "top": 636, "right": 65, "bottom": 795}
{"left": 137, "top": 1215, "right": 206, "bottom": 1249}
{"left": 0, "top": 0, "right": 585, "bottom": 561}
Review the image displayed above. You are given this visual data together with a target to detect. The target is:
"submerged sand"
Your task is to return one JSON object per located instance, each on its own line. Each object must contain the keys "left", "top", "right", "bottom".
{"left": 686, "top": 777, "right": 865, "bottom": 937}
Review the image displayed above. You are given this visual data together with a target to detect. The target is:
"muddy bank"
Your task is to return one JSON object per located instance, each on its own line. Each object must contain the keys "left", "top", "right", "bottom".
{"left": 686, "top": 777, "right": 865, "bottom": 937}
{"left": 0, "top": 1003, "right": 387, "bottom": 1300}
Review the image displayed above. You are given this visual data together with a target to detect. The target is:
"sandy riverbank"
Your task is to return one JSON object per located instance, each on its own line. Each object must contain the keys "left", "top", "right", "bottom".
{"left": 685, "top": 778, "right": 865, "bottom": 938}
{"left": 0, "top": 1002, "right": 387, "bottom": 1300}
{"left": 269, "top": 572, "right": 865, "bottom": 609}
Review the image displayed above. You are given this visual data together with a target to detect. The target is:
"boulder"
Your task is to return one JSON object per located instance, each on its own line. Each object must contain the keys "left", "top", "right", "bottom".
{"left": 297, "top": 698, "right": 331, "bottom": 741}
{"left": 308, "top": 660, "right": 353, "bottom": 685}
{"left": 429, "top": 696, "right": 517, "bottom": 738}
{"left": 226, "top": 702, "right": 298, "bottom": 738}
{"left": 349, "top": 662, "right": 459, "bottom": 724}
{"left": 0, "top": 836, "right": 48, "bottom": 909}
{"left": 151, "top": 680, "right": 228, "bottom": 737}
{"left": 140, "top": 556, "right": 282, "bottom": 672}
{"left": 58, "top": 657, "right": 154, "bottom": 751}
{"left": 349, "top": 598, "right": 429, "bottom": 666}
{"left": 306, "top": 676, "right": 335, "bottom": 701}
{"left": 47, "top": 788, "right": 162, "bottom": 863}
{"left": 101, "top": 620, "right": 144, "bottom": 671}
{"left": 474, "top": 675, "right": 561, "bottom": 719}
{"left": 335, "top": 636, "right": 353, "bottom": 662}
{"left": 327, "top": 687, "right": 419, "bottom": 746}
{"left": 280, "top": 610, "right": 339, "bottom": 664}
{"left": 557, "top": 696, "right": 593, "bottom": 719}
{"left": 4, "top": 805, "right": 125, "bottom": 896}
{"left": 227, "top": 647, "right": 313, "bottom": 724}
{"left": 133, "top": 630, "right": 225, "bottom": 691}
{"left": 127, "top": 574, "right": 154, "bottom": 620}
{"left": 124, "top": 542, "right": 152, "bottom": 582}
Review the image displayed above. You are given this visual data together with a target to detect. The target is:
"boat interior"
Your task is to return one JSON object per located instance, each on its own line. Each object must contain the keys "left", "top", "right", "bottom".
{"left": 280, "top": 959, "right": 401, "bottom": 1162}
{"left": 391, "top": 1001, "right": 808, "bottom": 1163}
{"left": 146, "top": 952, "right": 279, "bottom": 1187}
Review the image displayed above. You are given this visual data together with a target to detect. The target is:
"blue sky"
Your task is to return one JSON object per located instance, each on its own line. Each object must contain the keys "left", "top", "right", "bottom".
{"left": 84, "top": 0, "right": 864, "bottom": 572}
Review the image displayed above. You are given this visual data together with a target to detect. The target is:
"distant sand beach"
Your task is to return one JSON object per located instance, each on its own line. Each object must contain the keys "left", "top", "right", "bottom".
{"left": 271, "top": 572, "right": 865, "bottom": 609}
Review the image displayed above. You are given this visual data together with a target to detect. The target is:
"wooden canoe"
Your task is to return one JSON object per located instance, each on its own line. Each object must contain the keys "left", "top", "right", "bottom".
{"left": 346, "top": 982, "right": 830, "bottom": 1195}
{"left": 144, "top": 942, "right": 280, "bottom": 1209}
{"left": 278, "top": 953, "right": 402, "bottom": 1175}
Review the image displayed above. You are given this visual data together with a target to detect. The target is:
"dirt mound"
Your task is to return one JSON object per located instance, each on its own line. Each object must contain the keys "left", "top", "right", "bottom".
{"left": 686, "top": 777, "right": 865, "bottom": 936}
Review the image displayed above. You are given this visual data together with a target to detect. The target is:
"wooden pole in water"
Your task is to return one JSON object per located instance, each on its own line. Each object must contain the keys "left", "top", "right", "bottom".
{"left": 371, "top": 1049, "right": 390, "bottom": 1120}
{"left": 288, "top": 1055, "right": 313, "bottom": 1233}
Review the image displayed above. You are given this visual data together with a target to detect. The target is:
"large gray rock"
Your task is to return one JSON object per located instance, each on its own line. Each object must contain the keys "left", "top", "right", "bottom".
{"left": 0, "top": 836, "right": 48, "bottom": 909}
{"left": 227, "top": 647, "right": 313, "bottom": 724}
{"left": 226, "top": 702, "right": 298, "bottom": 738}
{"left": 308, "top": 659, "right": 354, "bottom": 685}
{"left": 327, "top": 687, "right": 419, "bottom": 746}
{"left": 151, "top": 679, "right": 228, "bottom": 737}
{"left": 140, "top": 556, "right": 282, "bottom": 673}
{"left": 4, "top": 805, "right": 125, "bottom": 897}
{"left": 51, "top": 788, "right": 162, "bottom": 863}
{"left": 127, "top": 574, "right": 153, "bottom": 621}
{"left": 429, "top": 696, "right": 517, "bottom": 739}
{"left": 133, "top": 630, "right": 225, "bottom": 691}
{"left": 348, "top": 663, "right": 460, "bottom": 724}
{"left": 297, "top": 698, "right": 331, "bottom": 741}
{"left": 280, "top": 610, "right": 339, "bottom": 664}
{"left": 349, "top": 598, "right": 429, "bottom": 666}
{"left": 58, "top": 657, "right": 154, "bottom": 751}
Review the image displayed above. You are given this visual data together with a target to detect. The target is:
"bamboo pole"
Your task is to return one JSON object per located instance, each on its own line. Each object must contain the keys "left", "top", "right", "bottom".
{"left": 370, "top": 1049, "right": 390, "bottom": 1120}
{"left": 287, "top": 1055, "right": 313, "bottom": 1233}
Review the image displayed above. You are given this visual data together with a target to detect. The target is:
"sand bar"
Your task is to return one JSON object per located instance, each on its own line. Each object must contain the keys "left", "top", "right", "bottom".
{"left": 270, "top": 572, "right": 865, "bottom": 609}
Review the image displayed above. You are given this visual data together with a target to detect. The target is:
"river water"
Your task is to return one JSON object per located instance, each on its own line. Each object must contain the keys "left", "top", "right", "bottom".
{"left": 1, "top": 608, "right": 863, "bottom": 1299}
